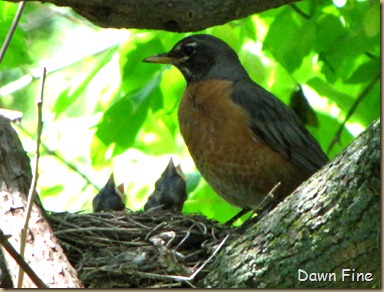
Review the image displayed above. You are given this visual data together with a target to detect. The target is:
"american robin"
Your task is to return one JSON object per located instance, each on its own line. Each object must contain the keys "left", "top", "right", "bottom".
{"left": 143, "top": 34, "right": 329, "bottom": 212}
{"left": 92, "top": 173, "right": 126, "bottom": 212}
{"left": 144, "top": 157, "right": 187, "bottom": 212}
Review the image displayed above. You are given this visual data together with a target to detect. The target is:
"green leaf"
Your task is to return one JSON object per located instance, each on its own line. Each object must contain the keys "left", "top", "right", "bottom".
{"left": 263, "top": 6, "right": 315, "bottom": 73}
{"left": 90, "top": 136, "right": 111, "bottom": 166}
{"left": 40, "top": 185, "right": 65, "bottom": 198}
{"left": 134, "top": 109, "right": 179, "bottom": 155}
{"left": 52, "top": 46, "right": 118, "bottom": 119}
{"left": 185, "top": 172, "right": 201, "bottom": 194}
{"left": 307, "top": 77, "right": 356, "bottom": 114}
{"left": 183, "top": 182, "right": 240, "bottom": 223}
{"left": 352, "top": 79, "right": 380, "bottom": 127}
{"left": 93, "top": 73, "right": 162, "bottom": 159}
{"left": 345, "top": 58, "right": 380, "bottom": 84}
{"left": 315, "top": 13, "right": 345, "bottom": 53}
{"left": 307, "top": 112, "right": 354, "bottom": 159}
{"left": 317, "top": 1, "right": 380, "bottom": 83}
{"left": 119, "top": 35, "right": 165, "bottom": 95}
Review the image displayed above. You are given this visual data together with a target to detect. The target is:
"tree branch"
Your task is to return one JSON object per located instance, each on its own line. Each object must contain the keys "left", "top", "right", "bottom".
{"left": 0, "top": 1, "right": 25, "bottom": 63}
{"left": 0, "top": 229, "right": 48, "bottom": 288}
{"left": 6, "top": 0, "right": 300, "bottom": 32}
{"left": 200, "top": 119, "right": 380, "bottom": 288}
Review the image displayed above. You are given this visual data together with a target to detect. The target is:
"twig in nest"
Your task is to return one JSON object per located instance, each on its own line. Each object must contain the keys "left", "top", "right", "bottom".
{"left": 175, "top": 220, "right": 208, "bottom": 250}
{"left": 134, "top": 234, "right": 229, "bottom": 282}
{"left": 145, "top": 222, "right": 167, "bottom": 240}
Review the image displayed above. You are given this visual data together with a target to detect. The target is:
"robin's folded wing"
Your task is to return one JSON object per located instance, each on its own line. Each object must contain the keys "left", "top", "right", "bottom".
{"left": 231, "top": 81, "right": 329, "bottom": 175}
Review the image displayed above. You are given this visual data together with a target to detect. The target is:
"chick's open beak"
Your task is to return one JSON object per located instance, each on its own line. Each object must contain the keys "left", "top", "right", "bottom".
{"left": 143, "top": 53, "right": 176, "bottom": 65}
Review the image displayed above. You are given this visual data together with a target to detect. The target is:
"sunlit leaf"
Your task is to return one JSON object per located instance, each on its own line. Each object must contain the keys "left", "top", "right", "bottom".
{"left": 94, "top": 73, "right": 162, "bottom": 157}
{"left": 263, "top": 6, "right": 315, "bottom": 73}
{"left": 52, "top": 46, "right": 118, "bottom": 119}
{"left": 183, "top": 182, "right": 240, "bottom": 223}
{"left": 185, "top": 172, "right": 201, "bottom": 194}
{"left": 345, "top": 58, "right": 380, "bottom": 84}
{"left": 307, "top": 77, "right": 356, "bottom": 114}
{"left": 119, "top": 35, "right": 165, "bottom": 95}
{"left": 40, "top": 185, "right": 65, "bottom": 198}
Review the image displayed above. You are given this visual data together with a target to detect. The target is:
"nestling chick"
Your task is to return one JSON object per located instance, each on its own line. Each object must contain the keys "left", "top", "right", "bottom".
{"left": 92, "top": 173, "right": 126, "bottom": 212}
{"left": 144, "top": 158, "right": 187, "bottom": 212}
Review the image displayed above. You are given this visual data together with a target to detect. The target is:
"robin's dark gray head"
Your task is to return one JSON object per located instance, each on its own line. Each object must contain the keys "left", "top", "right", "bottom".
{"left": 143, "top": 34, "right": 249, "bottom": 83}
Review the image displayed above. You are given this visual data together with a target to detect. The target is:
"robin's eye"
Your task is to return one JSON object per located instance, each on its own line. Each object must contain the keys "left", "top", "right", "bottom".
{"left": 182, "top": 44, "right": 196, "bottom": 56}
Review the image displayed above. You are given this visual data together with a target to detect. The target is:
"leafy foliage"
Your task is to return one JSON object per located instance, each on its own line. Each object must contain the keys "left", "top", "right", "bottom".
{"left": 0, "top": 0, "right": 379, "bottom": 222}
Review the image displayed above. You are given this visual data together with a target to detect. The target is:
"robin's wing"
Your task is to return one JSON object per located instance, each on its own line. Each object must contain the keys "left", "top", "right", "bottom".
{"left": 231, "top": 81, "right": 329, "bottom": 174}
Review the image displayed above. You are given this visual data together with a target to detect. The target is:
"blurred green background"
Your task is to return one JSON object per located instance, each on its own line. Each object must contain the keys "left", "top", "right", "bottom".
{"left": 0, "top": 0, "right": 380, "bottom": 223}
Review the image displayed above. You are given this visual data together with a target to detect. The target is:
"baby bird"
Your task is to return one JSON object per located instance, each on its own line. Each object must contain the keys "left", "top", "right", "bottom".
{"left": 144, "top": 158, "right": 187, "bottom": 212}
{"left": 92, "top": 173, "right": 126, "bottom": 212}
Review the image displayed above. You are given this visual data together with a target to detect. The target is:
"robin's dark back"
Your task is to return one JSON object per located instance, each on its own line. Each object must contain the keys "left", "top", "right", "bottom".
{"left": 231, "top": 80, "right": 328, "bottom": 174}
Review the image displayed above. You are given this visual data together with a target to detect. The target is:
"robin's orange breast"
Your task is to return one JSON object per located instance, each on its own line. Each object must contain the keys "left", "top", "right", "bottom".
{"left": 178, "top": 80, "right": 309, "bottom": 210}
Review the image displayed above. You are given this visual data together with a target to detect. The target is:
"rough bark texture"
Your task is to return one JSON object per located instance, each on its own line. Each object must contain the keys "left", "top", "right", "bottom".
{"left": 0, "top": 116, "right": 83, "bottom": 288}
{"left": 7, "top": 0, "right": 299, "bottom": 32}
{"left": 199, "top": 119, "right": 380, "bottom": 288}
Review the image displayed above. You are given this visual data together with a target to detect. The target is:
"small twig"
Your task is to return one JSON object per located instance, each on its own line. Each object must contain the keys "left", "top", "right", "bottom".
{"left": 0, "top": 229, "right": 48, "bottom": 288}
{"left": 259, "top": 181, "right": 281, "bottom": 208}
{"left": 175, "top": 220, "right": 208, "bottom": 250}
{"left": 54, "top": 226, "right": 146, "bottom": 236}
{"left": 125, "top": 216, "right": 152, "bottom": 230}
{"left": 17, "top": 67, "right": 46, "bottom": 288}
{"left": 0, "top": 1, "right": 25, "bottom": 64}
{"left": 145, "top": 222, "right": 166, "bottom": 240}
{"left": 175, "top": 231, "right": 190, "bottom": 250}
{"left": 289, "top": 3, "right": 311, "bottom": 19}
{"left": 327, "top": 73, "right": 380, "bottom": 154}
{"left": 135, "top": 234, "right": 229, "bottom": 282}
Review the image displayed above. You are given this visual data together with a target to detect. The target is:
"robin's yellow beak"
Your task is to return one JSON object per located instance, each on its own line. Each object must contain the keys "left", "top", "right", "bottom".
{"left": 143, "top": 53, "right": 177, "bottom": 65}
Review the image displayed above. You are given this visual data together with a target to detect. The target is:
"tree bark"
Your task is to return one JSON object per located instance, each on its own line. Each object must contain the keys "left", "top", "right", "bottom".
{"left": 6, "top": 0, "right": 300, "bottom": 32}
{"left": 199, "top": 119, "right": 380, "bottom": 288}
{"left": 0, "top": 116, "right": 83, "bottom": 288}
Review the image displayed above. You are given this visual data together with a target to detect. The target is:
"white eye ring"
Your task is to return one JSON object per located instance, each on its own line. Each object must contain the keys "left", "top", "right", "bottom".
{"left": 182, "top": 42, "right": 197, "bottom": 55}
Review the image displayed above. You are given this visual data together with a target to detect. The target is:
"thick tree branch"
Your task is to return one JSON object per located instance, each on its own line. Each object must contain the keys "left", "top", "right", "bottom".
{"left": 200, "top": 119, "right": 380, "bottom": 288}
{"left": 6, "top": 0, "right": 300, "bottom": 32}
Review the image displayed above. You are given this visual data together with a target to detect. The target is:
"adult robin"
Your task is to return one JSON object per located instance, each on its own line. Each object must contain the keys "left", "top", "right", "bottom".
{"left": 144, "top": 157, "right": 187, "bottom": 212}
{"left": 92, "top": 173, "right": 126, "bottom": 212}
{"left": 143, "top": 34, "right": 329, "bottom": 214}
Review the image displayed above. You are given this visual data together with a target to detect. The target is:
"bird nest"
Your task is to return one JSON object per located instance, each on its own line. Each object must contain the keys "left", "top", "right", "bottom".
{"left": 47, "top": 210, "right": 229, "bottom": 288}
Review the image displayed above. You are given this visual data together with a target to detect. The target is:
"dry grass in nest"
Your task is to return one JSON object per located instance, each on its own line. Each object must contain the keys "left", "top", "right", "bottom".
{"left": 47, "top": 210, "right": 229, "bottom": 288}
